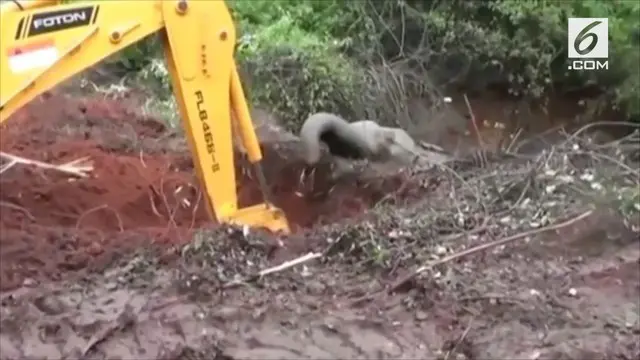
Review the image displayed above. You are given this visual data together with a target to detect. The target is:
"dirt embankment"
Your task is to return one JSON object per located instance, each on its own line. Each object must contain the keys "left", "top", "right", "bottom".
{"left": 0, "top": 93, "right": 420, "bottom": 291}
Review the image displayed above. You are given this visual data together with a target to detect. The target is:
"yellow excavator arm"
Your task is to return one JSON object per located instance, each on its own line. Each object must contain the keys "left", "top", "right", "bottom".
{"left": 0, "top": 0, "right": 291, "bottom": 234}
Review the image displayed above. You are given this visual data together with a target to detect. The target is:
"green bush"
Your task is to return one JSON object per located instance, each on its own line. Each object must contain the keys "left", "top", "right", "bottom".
{"left": 229, "top": 0, "right": 371, "bottom": 53}
{"left": 356, "top": 0, "right": 640, "bottom": 118}
{"left": 232, "top": 10, "right": 368, "bottom": 130}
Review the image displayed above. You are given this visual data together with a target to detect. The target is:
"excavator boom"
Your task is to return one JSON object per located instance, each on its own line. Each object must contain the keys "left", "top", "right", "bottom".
{"left": 0, "top": 0, "right": 291, "bottom": 234}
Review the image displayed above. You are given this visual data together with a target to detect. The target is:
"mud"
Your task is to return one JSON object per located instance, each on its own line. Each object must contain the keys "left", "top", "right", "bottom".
{"left": 0, "top": 93, "right": 418, "bottom": 291}
{"left": 0, "top": 208, "right": 638, "bottom": 360}
{"left": 1, "top": 90, "right": 638, "bottom": 360}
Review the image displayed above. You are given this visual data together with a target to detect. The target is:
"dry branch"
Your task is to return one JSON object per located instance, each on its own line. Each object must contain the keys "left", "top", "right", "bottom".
{"left": 0, "top": 152, "right": 93, "bottom": 177}
{"left": 223, "top": 252, "right": 322, "bottom": 289}
{"left": 463, "top": 94, "right": 485, "bottom": 149}
{"left": 388, "top": 209, "right": 594, "bottom": 293}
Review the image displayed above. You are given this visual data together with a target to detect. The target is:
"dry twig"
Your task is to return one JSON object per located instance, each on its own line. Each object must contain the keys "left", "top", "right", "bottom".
{"left": 0, "top": 201, "right": 35, "bottom": 221}
{"left": 259, "top": 252, "right": 322, "bottom": 277}
{"left": 76, "top": 204, "right": 124, "bottom": 232}
{"left": 463, "top": 94, "right": 485, "bottom": 150}
{"left": 387, "top": 209, "right": 594, "bottom": 293}
{"left": 0, "top": 152, "right": 93, "bottom": 177}
{"left": 444, "top": 316, "right": 476, "bottom": 360}
{"left": 223, "top": 252, "right": 322, "bottom": 288}
{"left": 80, "top": 304, "right": 135, "bottom": 358}
{"left": 563, "top": 121, "right": 640, "bottom": 145}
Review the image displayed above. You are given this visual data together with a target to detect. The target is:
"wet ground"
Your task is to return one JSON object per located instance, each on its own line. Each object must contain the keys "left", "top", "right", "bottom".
{"left": 0, "top": 91, "right": 638, "bottom": 359}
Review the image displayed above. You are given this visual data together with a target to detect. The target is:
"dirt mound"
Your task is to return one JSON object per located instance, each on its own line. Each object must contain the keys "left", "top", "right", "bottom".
{"left": 0, "top": 94, "right": 420, "bottom": 291}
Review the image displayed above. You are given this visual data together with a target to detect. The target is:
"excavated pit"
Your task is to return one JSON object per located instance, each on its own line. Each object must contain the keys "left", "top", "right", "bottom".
{"left": 0, "top": 93, "right": 420, "bottom": 291}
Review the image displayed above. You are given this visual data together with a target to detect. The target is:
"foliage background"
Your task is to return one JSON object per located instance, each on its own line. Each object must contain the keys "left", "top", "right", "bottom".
{"left": 106, "top": 0, "right": 639, "bottom": 130}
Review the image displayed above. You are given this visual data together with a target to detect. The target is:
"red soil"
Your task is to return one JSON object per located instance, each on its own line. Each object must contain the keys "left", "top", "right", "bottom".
{"left": 0, "top": 93, "right": 418, "bottom": 291}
